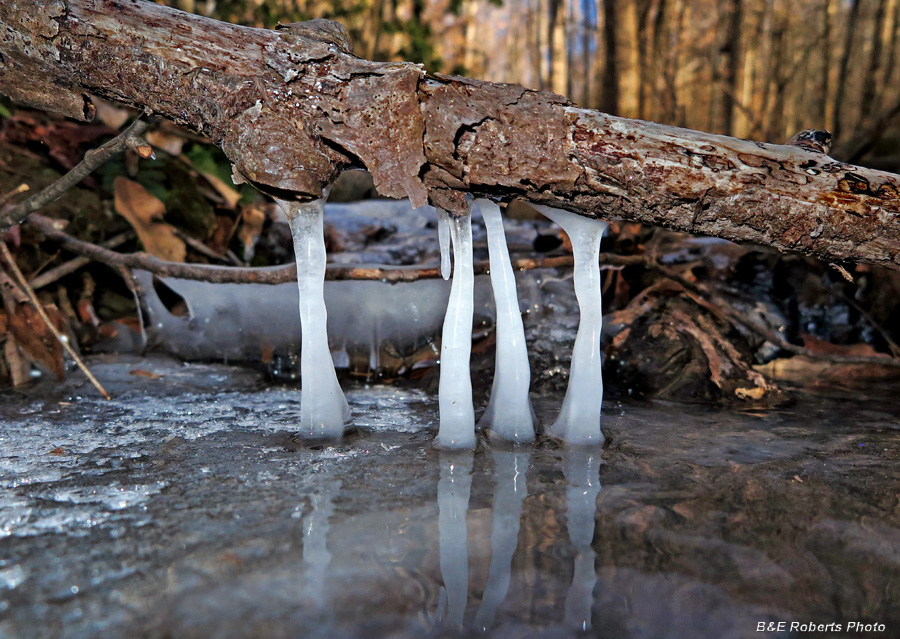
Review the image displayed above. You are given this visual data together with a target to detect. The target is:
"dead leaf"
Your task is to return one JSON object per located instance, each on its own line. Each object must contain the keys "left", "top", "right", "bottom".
{"left": 129, "top": 368, "right": 161, "bottom": 379}
{"left": 92, "top": 98, "right": 132, "bottom": 129}
{"left": 49, "top": 446, "right": 66, "bottom": 455}
{"left": 199, "top": 171, "right": 241, "bottom": 208}
{"left": 735, "top": 386, "right": 767, "bottom": 400}
{"left": 145, "top": 129, "right": 184, "bottom": 156}
{"left": 237, "top": 207, "right": 265, "bottom": 261}
{"left": 114, "top": 177, "right": 186, "bottom": 262}
{"left": 7, "top": 301, "right": 67, "bottom": 381}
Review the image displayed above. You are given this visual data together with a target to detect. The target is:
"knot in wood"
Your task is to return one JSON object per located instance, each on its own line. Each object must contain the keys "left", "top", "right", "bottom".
{"left": 275, "top": 18, "right": 353, "bottom": 54}
{"left": 787, "top": 129, "right": 832, "bottom": 155}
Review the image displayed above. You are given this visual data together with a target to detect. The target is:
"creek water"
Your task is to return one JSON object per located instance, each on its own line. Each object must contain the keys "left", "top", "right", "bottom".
{"left": 0, "top": 356, "right": 897, "bottom": 638}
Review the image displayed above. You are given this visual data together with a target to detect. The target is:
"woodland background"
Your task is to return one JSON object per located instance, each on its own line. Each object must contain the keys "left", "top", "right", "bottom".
{"left": 2, "top": 0, "right": 900, "bottom": 396}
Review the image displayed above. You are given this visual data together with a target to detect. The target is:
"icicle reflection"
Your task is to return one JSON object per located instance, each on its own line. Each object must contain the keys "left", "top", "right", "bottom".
{"left": 433, "top": 448, "right": 601, "bottom": 633}
{"left": 563, "top": 450, "right": 602, "bottom": 631}
{"left": 436, "top": 450, "right": 474, "bottom": 629}
{"left": 474, "top": 449, "right": 530, "bottom": 631}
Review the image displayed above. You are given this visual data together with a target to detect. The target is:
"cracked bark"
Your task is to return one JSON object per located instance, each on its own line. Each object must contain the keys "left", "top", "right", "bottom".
{"left": 2, "top": 0, "right": 900, "bottom": 271}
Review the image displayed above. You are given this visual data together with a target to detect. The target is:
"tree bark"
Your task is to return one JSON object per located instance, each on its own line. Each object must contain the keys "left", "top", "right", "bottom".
{"left": 2, "top": 0, "right": 900, "bottom": 272}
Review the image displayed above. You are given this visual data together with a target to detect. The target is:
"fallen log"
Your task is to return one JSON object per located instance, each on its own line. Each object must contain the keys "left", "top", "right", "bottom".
{"left": 2, "top": 0, "right": 899, "bottom": 270}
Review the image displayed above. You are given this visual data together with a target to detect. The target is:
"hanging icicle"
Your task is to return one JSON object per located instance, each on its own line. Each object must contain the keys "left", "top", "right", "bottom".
{"left": 532, "top": 205, "right": 608, "bottom": 445}
{"left": 281, "top": 191, "right": 352, "bottom": 439}
{"left": 436, "top": 204, "right": 476, "bottom": 449}
{"left": 437, "top": 207, "right": 452, "bottom": 281}
{"left": 475, "top": 198, "right": 536, "bottom": 443}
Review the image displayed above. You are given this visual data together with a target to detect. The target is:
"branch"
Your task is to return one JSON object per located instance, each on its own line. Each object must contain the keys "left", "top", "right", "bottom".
{"left": 0, "top": 116, "right": 152, "bottom": 230}
{"left": 2, "top": 0, "right": 900, "bottom": 270}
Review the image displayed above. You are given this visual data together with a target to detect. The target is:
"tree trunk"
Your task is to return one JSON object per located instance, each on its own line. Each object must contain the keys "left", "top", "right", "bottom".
{"left": 833, "top": 0, "right": 863, "bottom": 142}
{"left": 861, "top": 0, "right": 890, "bottom": 122}
{"left": 2, "top": 0, "right": 900, "bottom": 272}
{"left": 601, "top": 0, "right": 620, "bottom": 114}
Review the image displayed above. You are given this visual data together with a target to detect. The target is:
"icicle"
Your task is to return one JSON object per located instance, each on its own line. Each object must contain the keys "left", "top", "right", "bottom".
{"left": 474, "top": 450, "right": 529, "bottom": 631}
{"left": 282, "top": 191, "right": 351, "bottom": 439}
{"left": 436, "top": 207, "right": 476, "bottom": 449}
{"left": 562, "top": 450, "right": 601, "bottom": 631}
{"left": 476, "top": 199, "right": 536, "bottom": 443}
{"left": 437, "top": 207, "right": 451, "bottom": 281}
{"left": 437, "top": 450, "right": 473, "bottom": 630}
{"left": 532, "top": 205, "right": 608, "bottom": 445}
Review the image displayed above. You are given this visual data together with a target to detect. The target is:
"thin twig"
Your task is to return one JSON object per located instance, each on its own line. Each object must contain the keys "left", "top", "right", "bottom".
{"left": 29, "top": 231, "right": 134, "bottom": 290}
{"left": 174, "top": 229, "right": 243, "bottom": 266}
{"left": 0, "top": 184, "right": 30, "bottom": 207}
{"left": 0, "top": 242, "right": 110, "bottom": 398}
{"left": 0, "top": 116, "right": 151, "bottom": 231}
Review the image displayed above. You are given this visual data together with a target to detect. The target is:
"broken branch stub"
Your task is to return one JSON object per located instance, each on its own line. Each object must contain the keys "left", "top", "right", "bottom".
{"left": 1, "top": 0, "right": 900, "bottom": 269}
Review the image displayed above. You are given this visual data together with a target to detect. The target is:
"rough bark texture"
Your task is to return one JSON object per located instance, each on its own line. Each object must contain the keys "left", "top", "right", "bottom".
{"left": 2, "top": 0, "right": 900, "bottom": 271}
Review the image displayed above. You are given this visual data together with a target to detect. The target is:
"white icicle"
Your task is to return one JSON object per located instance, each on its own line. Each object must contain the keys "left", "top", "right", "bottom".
{"left": 283, "top": 193, "right": 351, "bottom": 439}
{"left": 474, "top": 450, "right": 529, "bottom": 631}
{"left": 437, "top": 207, "right": 452, "bottom": 281}
{"left": 475, "top": 199, "right": 536, "bottom": 443}
{"left": 562, "top": 450, "right": 601, "bottom": 631}
{"left": 436, "top": 209, "right": 476, "bottom": 449}
{"left": 437, "top": 451, "right": 473, "bottom": 630}
{"left": 532, "top": 204, "right": 608, "bottom": 445}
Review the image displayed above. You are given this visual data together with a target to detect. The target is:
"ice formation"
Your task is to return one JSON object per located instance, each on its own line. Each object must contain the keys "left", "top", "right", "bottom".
{"left": 283, "top": 194, "right": 352, "bottom": 438}
{"left": 438, "top": 207, "right": 451, "bottom": 281}
{"left": 532, "top": 205, "right": 608, "bottom": 445}
{"left": 437, "top": 451, "right": 473, "bottom": 629}
{"left": 474, "top": 450, "right": 529, "bottom": 630}
{"left": 436, "top": 208, "right": 476, "bottom": 448}
{"left": 563, "top": 450, "right": 601, "bottom": 630}
{"left": 476, "top": 199, "right": 536, "bottom": 443}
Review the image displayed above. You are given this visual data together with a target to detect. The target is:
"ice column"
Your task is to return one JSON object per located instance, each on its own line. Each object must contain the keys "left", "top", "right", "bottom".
{"left": 437, "top": 450, "right": 473, "bottom": 629}
{"left": 283, "top": 193, "right": 351, "bottom": 439}
{"left": 474, "top": 450, "right": 529, "bottom": 631}
{"left": 532, "top": 205, "right": 608, "bottom": 445}
{"left": 436, "top": 207, "right": 476, "bottom": 449}
{"left": 476, "top": 199, "right": 536, "bottom": 443}
{"left": 562, "top": 450, "right": 601, "bottom": 631}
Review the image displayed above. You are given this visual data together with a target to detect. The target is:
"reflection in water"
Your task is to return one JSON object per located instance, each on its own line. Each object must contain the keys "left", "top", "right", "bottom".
{"left": 437, "top": 451, "right": 474, "bottom": 629}
{"left": 475, "top": 450, "right": 530, "bottom": 631}
{"left": 563, "top": 450, "right": 602, "bottom": 631}
{"left": 302, "top": 479, "right": 340, "bottom": 626}
{"left": 434, "top": 448, "right": 601, "bottom": 633}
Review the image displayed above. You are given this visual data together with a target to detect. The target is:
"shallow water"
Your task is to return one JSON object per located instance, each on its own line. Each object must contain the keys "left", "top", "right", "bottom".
{"left": 0, "top": 356, "right": 898, "bottom": 638}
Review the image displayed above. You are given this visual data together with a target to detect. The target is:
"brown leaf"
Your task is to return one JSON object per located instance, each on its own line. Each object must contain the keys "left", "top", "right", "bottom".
{"left": 114, "top": 177, "right": 186, "bottom": 262}
{"left": 237, "top": 207, "right": 265, "bottom": 261}
{"left": 129, "top": 368, "right": 161, "bottom": 379}
{"left": 7, "top": 302, "right": 67, "bottom": 381}
{"left": 145, "top": 129, "right": 184, "bottom": 156}
{"left": 200, "top": 171, "right": 241, "bottom": 209}
{"left": 49, "top": 446, "right": 67, "bottom": 456}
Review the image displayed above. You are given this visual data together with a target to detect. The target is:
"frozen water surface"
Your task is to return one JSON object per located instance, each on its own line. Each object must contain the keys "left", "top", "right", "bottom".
{"left": 0, "top": 356, "right": 898, "bottom": 638}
